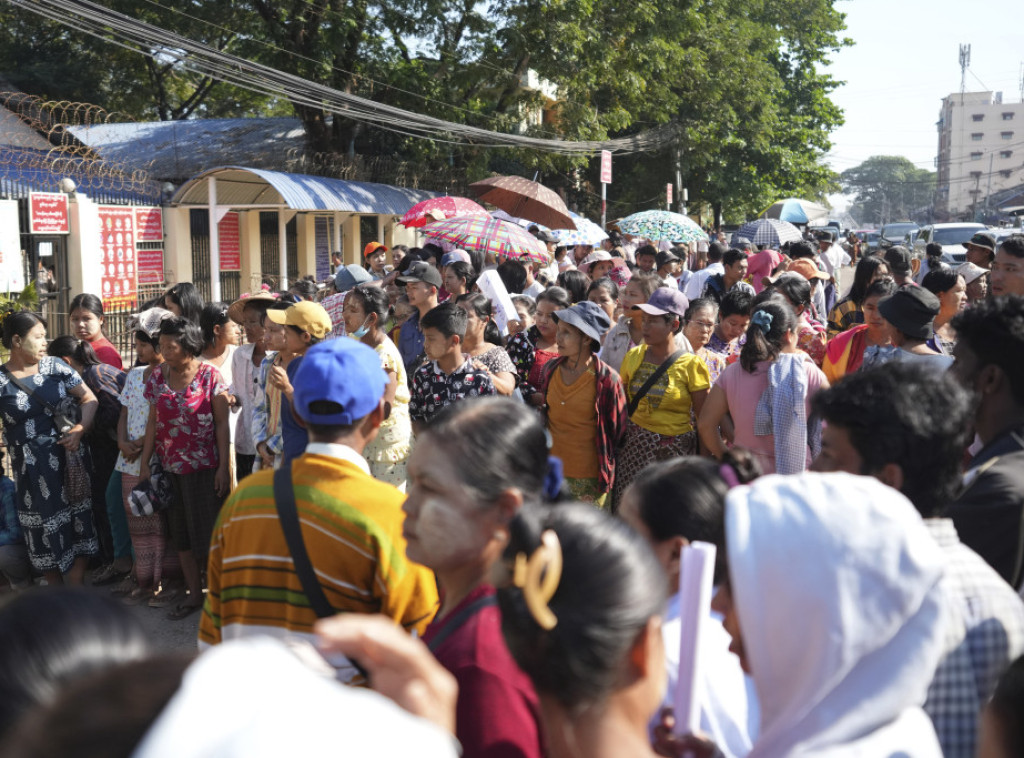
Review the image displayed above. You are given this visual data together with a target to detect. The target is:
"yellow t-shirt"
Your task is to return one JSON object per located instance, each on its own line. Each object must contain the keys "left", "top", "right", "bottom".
{"left": 620, "top": 345, "right": 711, "bottom": 436}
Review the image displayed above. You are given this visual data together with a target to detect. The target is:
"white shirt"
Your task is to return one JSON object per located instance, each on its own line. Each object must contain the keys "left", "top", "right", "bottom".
{"left": 305, "top": 441, "right": 371, "bottom": 474}
{"left": 684, "top": 262, "right": 725, "bottom": 301}
{"left": 817, "top": 244, "right": 850, "bottom": 278}
{"left": 522, "top": 279, "right": 546, "bottom": 299}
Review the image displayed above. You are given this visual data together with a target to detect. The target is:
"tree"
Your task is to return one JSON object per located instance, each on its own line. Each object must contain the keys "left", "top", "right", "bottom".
{"left": 841, "top": 156, "right": 936, "bottom": 225}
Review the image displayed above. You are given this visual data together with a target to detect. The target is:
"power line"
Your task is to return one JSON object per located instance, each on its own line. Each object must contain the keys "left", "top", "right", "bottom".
{"left": 4, "top": 0, "right": 678, "bottom": 156}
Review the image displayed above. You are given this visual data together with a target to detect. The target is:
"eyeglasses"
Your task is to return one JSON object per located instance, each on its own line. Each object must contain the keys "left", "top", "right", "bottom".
{"left": 688, "top": 320, "right": 716, "bottom": 330}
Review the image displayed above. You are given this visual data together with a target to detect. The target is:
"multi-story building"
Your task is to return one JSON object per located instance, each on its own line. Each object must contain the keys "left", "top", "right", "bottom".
{"left": 936, "top": 91, "right": 1024, "bottom": 221}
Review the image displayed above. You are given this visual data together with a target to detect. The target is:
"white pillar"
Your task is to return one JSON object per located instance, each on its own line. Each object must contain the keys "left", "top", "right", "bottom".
{"left": 67, "top": 193, "right": 102, "bottom": 297}
{"left": 208, "top": 176, "right": 221, "bottom": 302}
{"left": 278, "top": 209, "right": 288, "bottom": 290}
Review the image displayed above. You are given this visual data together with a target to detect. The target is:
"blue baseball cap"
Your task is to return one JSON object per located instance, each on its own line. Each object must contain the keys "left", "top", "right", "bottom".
{"left": 292, "top": 339, "right": 387, "bottom": 425}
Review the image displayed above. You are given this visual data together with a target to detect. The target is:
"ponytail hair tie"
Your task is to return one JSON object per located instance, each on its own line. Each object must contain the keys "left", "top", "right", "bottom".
{"left": 751, "top": 310, "right": 773, "bottom": 335}
{"left": 719, "top": 463, "right": 740, "bottom": 490}
{"left": 543, "top": 456, "right": 564, "bottom": 501}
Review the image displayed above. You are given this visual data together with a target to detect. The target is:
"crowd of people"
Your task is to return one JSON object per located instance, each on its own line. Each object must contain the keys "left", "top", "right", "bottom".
{"left": 0, "top": 225, "right": 1024, "bottom": 757}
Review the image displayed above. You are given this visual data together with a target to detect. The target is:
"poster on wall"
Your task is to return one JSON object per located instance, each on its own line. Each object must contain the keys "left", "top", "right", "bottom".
{"left": 97, "top": 206, "right": 138, "bottom": 310}
{"left": 29, "top": 192, "right": 69, "bottom": 234}
{"left": 134, "top": 207, "right": 164, "bottom": 242}
{"left": 136, "top": 248, "right": 164, "bottom": 284}
{"left": 314, "top": 217, "right": 331, "bottom": 282}
{"left": 0, "top": 200, "right": 25, "bottom": 292}
{"left": 219, "top": 212, "right": 241, "bottom": 271}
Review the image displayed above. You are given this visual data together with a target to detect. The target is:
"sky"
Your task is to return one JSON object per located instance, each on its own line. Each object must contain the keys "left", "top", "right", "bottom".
{"left": 823, "top": 0, "right": 1021, "bottom": 212}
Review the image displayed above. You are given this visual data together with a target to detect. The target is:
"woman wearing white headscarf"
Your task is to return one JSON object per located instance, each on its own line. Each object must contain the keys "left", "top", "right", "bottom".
{"left": 694, "top": 472, "right": 947, "bottom": 757}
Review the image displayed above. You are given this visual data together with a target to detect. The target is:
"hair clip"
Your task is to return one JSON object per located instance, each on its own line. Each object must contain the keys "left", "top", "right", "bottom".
{"left": 513, "top": 529, "right": 563, "bottom": 630}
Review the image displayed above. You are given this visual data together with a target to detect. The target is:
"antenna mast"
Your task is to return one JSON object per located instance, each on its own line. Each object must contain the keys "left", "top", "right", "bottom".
{"left": 959, "top": 44, "right": 971, "bottom": 97}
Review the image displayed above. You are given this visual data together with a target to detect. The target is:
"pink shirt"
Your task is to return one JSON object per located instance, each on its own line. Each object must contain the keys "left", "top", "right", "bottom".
{"left": 716, "top": 355, "right": 827, "bottom": 474}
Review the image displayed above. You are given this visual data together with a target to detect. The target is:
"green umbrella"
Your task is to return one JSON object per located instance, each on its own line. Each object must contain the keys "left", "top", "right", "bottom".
{"left": 616, "top": 210, "right": 705, "bottom": 243}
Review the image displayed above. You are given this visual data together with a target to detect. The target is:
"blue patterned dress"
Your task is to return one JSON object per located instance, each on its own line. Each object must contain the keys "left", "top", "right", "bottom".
{"left": 0, "top": 357, "right": 98, "bottom": 573}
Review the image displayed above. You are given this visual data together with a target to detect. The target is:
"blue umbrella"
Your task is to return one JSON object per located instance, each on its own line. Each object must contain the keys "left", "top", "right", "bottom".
{"left": 761, "top": 198, "right": 829, "bottom": 225}
{"left": 553, "top": 212, "right": 608, "bottom": 246}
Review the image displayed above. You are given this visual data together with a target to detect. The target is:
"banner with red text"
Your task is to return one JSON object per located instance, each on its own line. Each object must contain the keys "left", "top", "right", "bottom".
{"left": 97, "top": 206, "right": 138, "bottom": 310}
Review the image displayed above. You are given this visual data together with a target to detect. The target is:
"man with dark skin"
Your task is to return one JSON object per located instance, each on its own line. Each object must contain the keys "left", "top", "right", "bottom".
{"left": 962, "top": 232, "right": 996, "bottom": 271}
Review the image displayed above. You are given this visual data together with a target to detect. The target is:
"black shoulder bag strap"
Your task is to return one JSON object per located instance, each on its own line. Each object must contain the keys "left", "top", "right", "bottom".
{"left": 426, "top": 594, "right": 497, "bottom": 653}
{"left": 627, "top": 350, "right": 685, "bottom": 418}
{"left": 273, "top": 465, "right": 335, "bottom": 618}
{"left": 2, "top": 367, "right": 49, "bottom": 409}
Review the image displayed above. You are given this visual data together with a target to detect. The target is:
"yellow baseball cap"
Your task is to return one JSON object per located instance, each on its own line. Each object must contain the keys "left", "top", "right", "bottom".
{"left": 265, "top": 301, "right": 332, "bottom": 340}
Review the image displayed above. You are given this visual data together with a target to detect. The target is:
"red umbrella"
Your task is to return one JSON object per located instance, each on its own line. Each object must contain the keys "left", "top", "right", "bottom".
{"left": 469, "top": 176, "right": 576, "bottom": 230}
{"left": 399, "top": 196, "right": 488, "bottom": 228}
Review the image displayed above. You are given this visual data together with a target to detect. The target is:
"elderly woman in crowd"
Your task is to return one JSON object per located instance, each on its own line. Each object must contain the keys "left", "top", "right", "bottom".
{"left": 139, "top": 317, "right": 230, "bottom": 620}
{"left": 403, "top": 398, "right": 547, "bottom": 758}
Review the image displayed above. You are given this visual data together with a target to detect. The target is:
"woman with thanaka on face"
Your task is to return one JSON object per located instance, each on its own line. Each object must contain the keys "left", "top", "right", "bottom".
{"left": 455, "top": 293, "right": 518, "bottom": 396}
{"left": 496, "top": 502, "right": 668, "bottom": 758}
{"left": 601, "top": 273, "right": 691, "bottom": 375}
{"left": 544, "top": 301, "right": 627, "bottom": 508}
{"left": 682, "top": 298, "right": 726, "bottom": 384}
{"left": 821, "top": 278, "right": 897, "bottom": 383}
{"left": 704, "top": 288, "right": 753, "bottom": 362}
{"left": 671, "top": 473, "right": 948, "bottom": 757}
{"left": 342, "top": 284, "right": 413, "bottom": 489}
{"left": 826, "top": 255, "right": 890, "bottom": 338}
{"left": 402, "top": 397, "right": 548, "bottom": 758}
{"left": 0, "top": 312, "right": 99, "bottom": 586}
{"left": 699, "top": 297, "right": 828, "bottom": 475}
{"left": 69, "top": 292, "right": 123, "bottom": 369}
{"left": 586, "top": 277, "right": 619, "bottom": 328}
{"left": 618, "top": 456, "right": 758, "bottom": 758}
{"left": 614, "top": 288, "right": 709, "bottom": 506}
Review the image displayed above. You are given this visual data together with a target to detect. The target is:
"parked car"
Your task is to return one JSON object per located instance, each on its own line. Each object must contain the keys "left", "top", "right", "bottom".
{"left": 856, "top": 230, "right": 881, "bottom": 253}
{"left": 879, "top": 221, "right": 919, "bottom": 248}
{"left": 912, "top": 223, "right": 988, "bottom": 264}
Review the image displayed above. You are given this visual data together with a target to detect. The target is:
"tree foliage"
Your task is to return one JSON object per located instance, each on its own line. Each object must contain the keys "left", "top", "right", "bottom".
{"left": 0, "top": 0, "right": 849, "bottom": 220}
{"left": 840, "top": 155, "right": 936, "bottom": 225}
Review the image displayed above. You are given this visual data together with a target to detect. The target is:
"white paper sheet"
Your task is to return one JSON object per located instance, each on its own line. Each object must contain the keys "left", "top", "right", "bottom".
{"left": 476, "top": 269, "right": 520, "bottom": 336}
{"left": 674, "top": 541, "right": 717, "bottom": 736}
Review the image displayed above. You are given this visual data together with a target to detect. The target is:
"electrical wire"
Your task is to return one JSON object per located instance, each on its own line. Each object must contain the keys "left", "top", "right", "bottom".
{"left": 4, "top": 0, "right": 678, "bottom": 156}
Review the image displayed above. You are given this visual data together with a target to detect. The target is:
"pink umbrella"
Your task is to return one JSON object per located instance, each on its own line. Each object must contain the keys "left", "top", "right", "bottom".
{"left": 400, "top": 196, "right": 488, "bottom": 228}
{"left": 423, "top": 215, "right": 550, "bottom": 264}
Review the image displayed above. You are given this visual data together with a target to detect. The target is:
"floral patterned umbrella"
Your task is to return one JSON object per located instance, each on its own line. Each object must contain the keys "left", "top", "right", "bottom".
{"left": 399, "top": 196, "right": 488, "bottom": 228}
{"left": 423, "top": 215, "right": 550, "bottom": 263}
{"left": 616, "top": 210, "right": 705, "bottom": 243}
{"left": 553, "top": 212, "right": 608, "bottom": 246}
{"left": 469, "top": 175, "right": 576, "bottom": 230}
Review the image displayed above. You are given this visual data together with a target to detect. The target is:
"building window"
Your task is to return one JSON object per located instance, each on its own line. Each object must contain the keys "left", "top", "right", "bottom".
{"left": 1002, "top": 132, "right": 1014, "bottom": 140}
{"left": 969, "top": 189, "right": 981, "bottom": 195}
{"left": 971, "top": 152, "right": 983, "bottom": 160}
{"left": 972, "top": 114, "right": 984, "bottom": 121}
{"left": 1001, "top": 150, "right": 1013, "bottom": 159}
{"left": 971, "top": 133, "right": 983, "bottom": 141}
{"left": 1001, "top": 170, "right": 1013, "bottom": 178}
{"left": 970, "top": 170, "right": 983, "bottom": 178}
{"left": 1003, "top": 112, "right": 1015, "bottom": 121}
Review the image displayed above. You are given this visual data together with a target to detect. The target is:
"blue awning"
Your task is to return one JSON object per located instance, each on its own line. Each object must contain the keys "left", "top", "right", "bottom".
{"left": 171, "top": 166, "right": 437, "bottom": 214}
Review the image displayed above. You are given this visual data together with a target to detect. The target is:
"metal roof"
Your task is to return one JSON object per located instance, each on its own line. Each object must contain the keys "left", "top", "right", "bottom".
{"left": 68, "top": 118, "right": 307, "bottom": 183}
{"left": 171, "top": 166, "right": 436, "bottom": 214}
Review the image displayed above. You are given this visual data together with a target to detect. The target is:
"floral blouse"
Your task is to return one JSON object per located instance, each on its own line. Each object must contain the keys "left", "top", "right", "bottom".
{"left": 116, "top": 367, "right": 150, "bottom": 476}
{"left": 143, "top": 362, "right": 227, "bottom": 475}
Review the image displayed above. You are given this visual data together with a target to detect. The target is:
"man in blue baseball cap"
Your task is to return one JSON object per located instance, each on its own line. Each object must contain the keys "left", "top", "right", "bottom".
{"left": 200, "top": 339, "right": 439, "bottom": 679}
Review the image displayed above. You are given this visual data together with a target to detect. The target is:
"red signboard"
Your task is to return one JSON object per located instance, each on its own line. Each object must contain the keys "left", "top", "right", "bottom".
{"left": 29, "top": 192, "right": 69, "bottom": 234}
{"left": 218, "top": 211, "right": 241, "bottom": 271}
{"left": 97, "top": 206, "right": 138, "bottom": 310}
{"left": 137, "top": 248, "right": 164, "bottom": 284}
{"left": 134, "top": 206, "right": 164, "bottom": 242}
{"left": 600, "top": 150, "right": 612, "bottom": 184}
